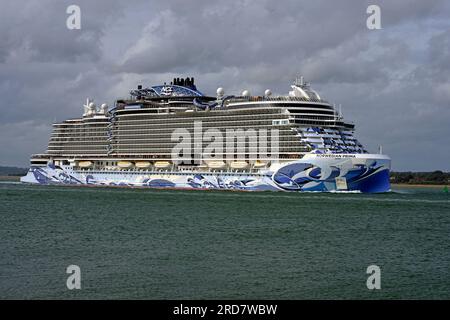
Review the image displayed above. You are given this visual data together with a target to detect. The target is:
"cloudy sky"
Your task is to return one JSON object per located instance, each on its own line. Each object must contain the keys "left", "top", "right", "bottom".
{"left": 0, "top": 0, "right": 449, "bottom": 170}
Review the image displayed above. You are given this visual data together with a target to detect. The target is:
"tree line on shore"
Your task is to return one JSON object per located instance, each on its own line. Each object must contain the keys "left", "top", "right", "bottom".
{"left": 0, "top": 166, "right": 28, "bottom": 176}
{"left": 390, "top": 171, "right": 449, "bottom": 185}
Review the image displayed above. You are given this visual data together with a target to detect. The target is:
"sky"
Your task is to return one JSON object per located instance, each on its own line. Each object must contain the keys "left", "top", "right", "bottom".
{"left": 0, "top": 0, "right": 449, "bottom": 171}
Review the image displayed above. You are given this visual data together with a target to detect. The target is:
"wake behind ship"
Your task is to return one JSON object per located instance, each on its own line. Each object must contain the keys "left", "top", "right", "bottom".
{"left": 21, "top": 77, "right": 391, "bottom": 192}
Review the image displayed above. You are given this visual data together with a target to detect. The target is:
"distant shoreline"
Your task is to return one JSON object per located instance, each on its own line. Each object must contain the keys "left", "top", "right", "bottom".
{"left": 391, "top": 183, "right": 447, "bottom": 188}
{"left": 0, "top": 176, "right": 20, "bottom": 182}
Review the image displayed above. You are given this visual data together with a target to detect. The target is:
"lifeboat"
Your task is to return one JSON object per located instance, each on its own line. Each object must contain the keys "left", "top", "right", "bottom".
{"left": 135, "top": 161, "right": 151, "bottom": 168}
{"left": 206, "top": 161, "right": 226, "bottom": 169}
{"left": 118, "top": 161, "right": 133, "bottom": 169}
{"left": 78, "top": 161, "right": 93, "bottom": 168}
{"left": 154, "top": 161, "right": 171, "bottom": 169}
{"left": 253, "top": 160, "right": 269, "bottom": 168}
{"left": 230, "top": 161, "right": 248, "bottom": 169}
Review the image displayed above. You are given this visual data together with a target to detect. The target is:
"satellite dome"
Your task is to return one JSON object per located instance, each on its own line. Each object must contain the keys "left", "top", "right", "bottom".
{"left": 216, "top": 87, "right": 224, "bottom": 96}
{"left": 264, "top": 89, "right": 272, "bottom": 97}
{"left": 241, "top": 90, "right": 250, "bottom": 97}
{"left": 100, "top": 103, "right": 108, "bottom": 114}
{"left": 88, "top": 102, "right": 96, "bottom": 109}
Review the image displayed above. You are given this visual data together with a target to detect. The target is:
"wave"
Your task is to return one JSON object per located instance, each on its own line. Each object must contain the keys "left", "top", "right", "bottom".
{"left": 328, "top": 190, "right": 362, "bottom": 194}
{"left": 5, "top": 182, "right": 449, "bottom": 205}
{"left": 0, "top": 181, "right": 22, "bottom": 185}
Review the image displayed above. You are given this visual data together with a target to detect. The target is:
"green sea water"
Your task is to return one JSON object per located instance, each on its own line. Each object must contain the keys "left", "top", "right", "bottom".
{"left": 1, "top": 181, "right": 449, "bottom": 299}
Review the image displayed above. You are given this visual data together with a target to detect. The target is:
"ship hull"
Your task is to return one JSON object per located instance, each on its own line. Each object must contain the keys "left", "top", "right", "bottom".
{"left": 20, "top": 154, "right": 391, "bottom": 193}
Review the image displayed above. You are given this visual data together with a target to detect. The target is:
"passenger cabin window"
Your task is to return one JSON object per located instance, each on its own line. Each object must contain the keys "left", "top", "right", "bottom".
{"left": 272, "top": 119, "right": 289, "bottom": 125}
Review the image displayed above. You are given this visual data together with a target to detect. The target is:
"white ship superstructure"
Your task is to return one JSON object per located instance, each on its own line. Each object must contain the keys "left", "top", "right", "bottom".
{"left": 21, "top": 77, "right": 391, "bottom": 192}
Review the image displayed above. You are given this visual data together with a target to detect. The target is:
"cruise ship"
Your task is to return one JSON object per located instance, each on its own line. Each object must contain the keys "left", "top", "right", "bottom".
{"left": 21, "top": 77, "right": 391, "bottom": 192}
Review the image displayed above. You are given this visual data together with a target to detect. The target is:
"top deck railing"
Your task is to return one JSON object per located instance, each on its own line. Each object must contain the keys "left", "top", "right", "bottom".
{"left": 225, "top": 96, "right": 329, "bottom": 104}
{"left": 120, "top": 95, "right": 329, "bottom": 104}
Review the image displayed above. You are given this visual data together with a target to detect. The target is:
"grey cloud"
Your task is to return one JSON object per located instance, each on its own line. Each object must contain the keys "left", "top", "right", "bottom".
{"left": 118, "top": 0, "right": 448, "bottom": 75}
{"left": 0, "top": 0, "right": 123, "bottom": 63}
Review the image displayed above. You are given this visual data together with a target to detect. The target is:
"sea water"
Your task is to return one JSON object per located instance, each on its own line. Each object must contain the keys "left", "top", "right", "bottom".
{"left": 1, "top": 182, "right": 449, "bottom": 299}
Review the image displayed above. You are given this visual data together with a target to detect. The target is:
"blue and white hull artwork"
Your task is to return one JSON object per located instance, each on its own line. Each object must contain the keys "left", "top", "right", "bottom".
{"left": 21, "top": 154, "right": 391, "bottom": 193}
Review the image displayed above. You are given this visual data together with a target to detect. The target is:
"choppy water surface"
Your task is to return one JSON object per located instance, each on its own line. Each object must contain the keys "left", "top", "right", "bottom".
{"left": 1, "top": 182, "right": 449, "bottom": 299}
